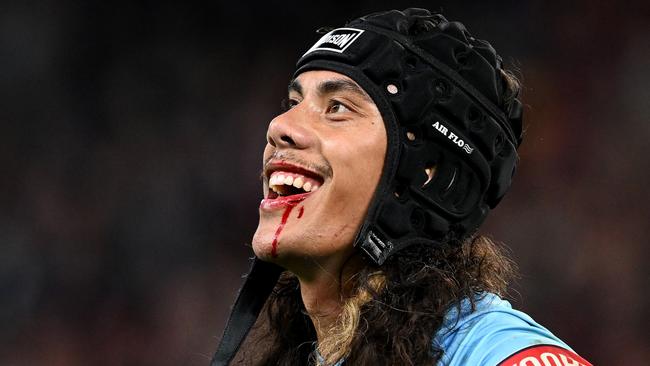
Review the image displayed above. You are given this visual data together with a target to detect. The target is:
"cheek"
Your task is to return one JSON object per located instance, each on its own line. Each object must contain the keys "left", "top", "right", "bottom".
{"left": 334, "top": 132, "right": 386, "bottom": 194}
{"left": 319, "top": 128, "right": 387, "bottom": 229}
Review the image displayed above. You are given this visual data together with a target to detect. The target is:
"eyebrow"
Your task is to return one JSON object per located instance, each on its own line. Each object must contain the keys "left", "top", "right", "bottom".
{"left": 288, "top": 78, "right": 372, "bottom": 103}
{"left": 288, "top": 79, "right": 303, "bottom": 95}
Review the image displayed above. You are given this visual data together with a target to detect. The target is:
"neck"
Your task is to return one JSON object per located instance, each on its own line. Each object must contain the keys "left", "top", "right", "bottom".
{"left": 299, "top": 272, "right": 343, "bottom": 341}
{"left": 294, "top": 255, "right": 363, "bottom": 342}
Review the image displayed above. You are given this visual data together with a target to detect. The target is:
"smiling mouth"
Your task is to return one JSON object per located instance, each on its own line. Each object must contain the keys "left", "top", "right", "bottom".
{"left": 268, "top": 171, "right": 321, "bottom": 197}
{"left": 261, "top": 163, "right": 325, "bottom": 210}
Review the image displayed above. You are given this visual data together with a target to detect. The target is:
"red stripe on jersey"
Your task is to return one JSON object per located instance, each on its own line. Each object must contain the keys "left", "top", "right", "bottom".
{"left": 497, "top": 344, "right": 592, "bottom": 366}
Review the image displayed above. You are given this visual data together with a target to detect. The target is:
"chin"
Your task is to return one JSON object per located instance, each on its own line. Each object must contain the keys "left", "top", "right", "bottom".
{"left": 251, "top": 229, "right": 273, "bottom": 259}
{"left": 251, "top": 225, "right": 290, "bottom": 261}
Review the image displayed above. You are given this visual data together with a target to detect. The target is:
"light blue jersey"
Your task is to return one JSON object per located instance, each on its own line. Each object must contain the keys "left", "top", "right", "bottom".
{"left": 433, "top": 293, "right": 590, "bottom": 365}
{"left": 325, "top": 293, "right": 591, "bottom": 365}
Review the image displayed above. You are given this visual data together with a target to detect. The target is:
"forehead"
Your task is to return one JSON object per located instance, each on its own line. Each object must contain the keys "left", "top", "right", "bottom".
{"left": 293, "top": 70, "right": 353, "bottom": 85}
{"left": 290, "top": 70, "right": 373, "bottom": 102}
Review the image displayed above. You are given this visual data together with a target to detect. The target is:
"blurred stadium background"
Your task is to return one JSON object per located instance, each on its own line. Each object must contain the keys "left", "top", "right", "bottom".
{"left": 1, "top": 1, "right": 648, "bottom": 365}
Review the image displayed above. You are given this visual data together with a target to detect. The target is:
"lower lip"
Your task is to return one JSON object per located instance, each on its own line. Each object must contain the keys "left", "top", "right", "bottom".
{"left": 260, "top": 192, "right": 312, "bottom": 211}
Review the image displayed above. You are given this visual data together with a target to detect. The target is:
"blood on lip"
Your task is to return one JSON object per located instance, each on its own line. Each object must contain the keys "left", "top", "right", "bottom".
{"left": 260, "top": 191, "right": 310, "bottom": 210}
{"left": 262, "top": 169, "right": 321, "bottom": 211}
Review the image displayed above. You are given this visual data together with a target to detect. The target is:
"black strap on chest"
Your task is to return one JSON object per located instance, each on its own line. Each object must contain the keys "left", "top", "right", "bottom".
{"left": 210, "top": 258, "right": 283, "bottom": 366}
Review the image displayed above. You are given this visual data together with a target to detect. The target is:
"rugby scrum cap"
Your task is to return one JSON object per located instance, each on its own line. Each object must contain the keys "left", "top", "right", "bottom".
{"left": 211, "top": 8, "right": 523, "bottom": 365}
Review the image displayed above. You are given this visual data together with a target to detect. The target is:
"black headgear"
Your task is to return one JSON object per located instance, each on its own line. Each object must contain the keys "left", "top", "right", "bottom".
{"left": 211, "top": 8, "right": 523, "bottom": 365}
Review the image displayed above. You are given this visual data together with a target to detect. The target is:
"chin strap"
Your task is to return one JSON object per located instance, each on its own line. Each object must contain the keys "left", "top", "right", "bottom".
{"left": 210, "top": 258, "right": 283, "bottom": 366}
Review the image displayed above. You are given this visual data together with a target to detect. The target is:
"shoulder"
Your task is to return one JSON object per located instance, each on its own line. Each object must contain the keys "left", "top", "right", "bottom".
{"left": 433, "top": 293, "right": 592, "bottom": 366}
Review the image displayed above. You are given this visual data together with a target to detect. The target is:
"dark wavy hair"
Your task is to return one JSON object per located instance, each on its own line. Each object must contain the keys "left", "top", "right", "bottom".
{"left": 234, "top": 234, "right": 516, "bottom": 365}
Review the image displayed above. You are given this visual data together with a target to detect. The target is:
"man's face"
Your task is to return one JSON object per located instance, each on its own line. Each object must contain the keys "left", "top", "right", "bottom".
{"left": 252, "top": 70, "right": 386, "bottom": 274}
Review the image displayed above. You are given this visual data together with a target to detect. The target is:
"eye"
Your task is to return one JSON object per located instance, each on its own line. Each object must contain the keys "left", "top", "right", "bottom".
{"left": 327, "top": 100, "right": 351, "bottom": 114}
{"left": 280, "top": 97, "right": 300, "bottom": 112}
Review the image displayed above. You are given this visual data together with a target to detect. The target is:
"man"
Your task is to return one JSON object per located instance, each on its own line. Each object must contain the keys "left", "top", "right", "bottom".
{"left": 211, "top": 9, "right": 592, "bottom": 366}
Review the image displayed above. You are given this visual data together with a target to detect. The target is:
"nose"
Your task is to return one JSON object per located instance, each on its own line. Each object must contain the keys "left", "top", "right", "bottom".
{"left": 266, "top": 108, "right": 313, "bottom": 150}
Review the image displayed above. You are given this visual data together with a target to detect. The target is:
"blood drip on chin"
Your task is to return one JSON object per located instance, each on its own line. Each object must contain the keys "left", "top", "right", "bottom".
{"left": 271, "top": 205, "right": 295, "bottom": 257}
{"left": 297, "top": 206, "right": 304, "bottom": 219}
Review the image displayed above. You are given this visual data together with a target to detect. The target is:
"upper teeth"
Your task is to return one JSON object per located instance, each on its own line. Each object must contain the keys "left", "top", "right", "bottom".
{"left": 269, "top": 173, "right": 320, "bottom": 193}
{"left": 293, "top": 177, "right": 304, "bottom": 188}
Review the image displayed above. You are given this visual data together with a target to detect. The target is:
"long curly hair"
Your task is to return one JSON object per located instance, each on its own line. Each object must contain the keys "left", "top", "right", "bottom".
{"left": 235, "top": 234, "right": 516, "bottom": 365}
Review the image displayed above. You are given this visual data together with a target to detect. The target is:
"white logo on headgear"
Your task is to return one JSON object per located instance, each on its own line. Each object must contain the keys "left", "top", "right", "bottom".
{"left": 303, "top": 28, "right": 365, "bottom": 56}
{"left": 432, "top": 121, "right": 474, "bottom": 154}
